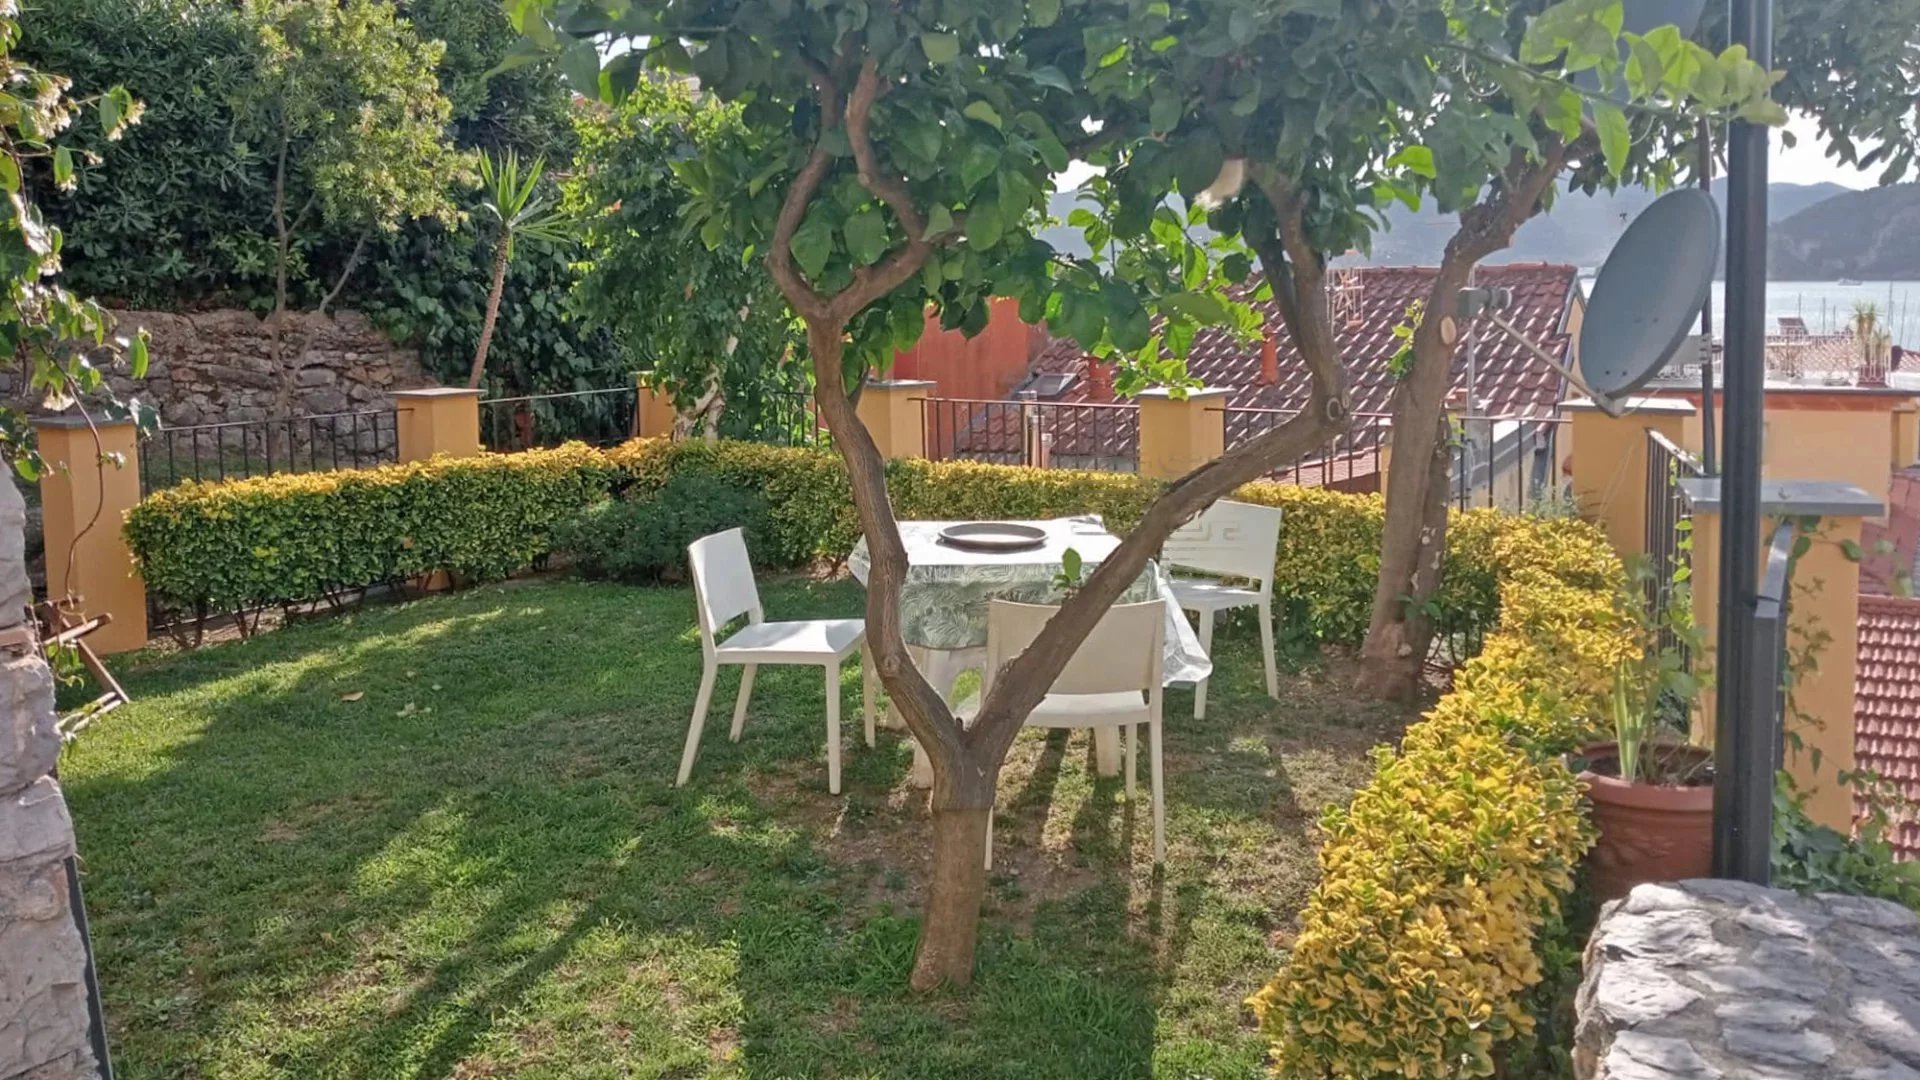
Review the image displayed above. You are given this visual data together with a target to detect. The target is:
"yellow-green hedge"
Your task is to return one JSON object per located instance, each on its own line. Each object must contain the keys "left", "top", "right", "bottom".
{"left": 125, "top": 444, "right": 614, "bottom": 613}
{"left": 1248, "top": 516, "right": 1628, "bottom": 1078}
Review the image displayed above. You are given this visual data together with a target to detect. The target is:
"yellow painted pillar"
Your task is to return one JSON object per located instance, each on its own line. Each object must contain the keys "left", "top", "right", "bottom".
{"left": 855, "top": 379, "right": 932, "bottom": 459}
{"left": 1565, "top": 397, "right": 1696, "bottom": 561}
{"left": 35, "top": 416, "right": 146, "bottom": 653}
{"left": 393, "top": 388, "right": 483, "bottom": 462}
{"left": 633, "top": 374, "right": 677, "bottom": 440}
{"left": 1684, "top": 479, "right": 1882, "bottom": 831}
{"left": 1137, "top": 388, "right": 1228, "bottom": 480}
{"left": 1892, "top": 401, "right": 1919, "bottom": 471}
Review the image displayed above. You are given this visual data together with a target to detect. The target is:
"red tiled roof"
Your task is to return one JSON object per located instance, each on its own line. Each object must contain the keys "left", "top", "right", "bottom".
{"left": 1854, "top": 593, "right": 1920, "bottom": 860}
{"left": 1031, "top": 263, "right": 1580, "bottom": 426}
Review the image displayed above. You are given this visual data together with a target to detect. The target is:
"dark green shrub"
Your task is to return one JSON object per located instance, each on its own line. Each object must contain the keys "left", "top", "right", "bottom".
{"left": 556, "top": 475, "right": 773, "bottom": 583}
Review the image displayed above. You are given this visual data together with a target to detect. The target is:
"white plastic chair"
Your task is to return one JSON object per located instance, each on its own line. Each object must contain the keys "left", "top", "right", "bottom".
{"left": 1162, "top": 500, "right": 1284, "bottom": 719}
{"left": 676, "top": 528, "right": 874, "bottom": 794}
{"left": 978, "top": 598, "right": 1167, "bottom": 868}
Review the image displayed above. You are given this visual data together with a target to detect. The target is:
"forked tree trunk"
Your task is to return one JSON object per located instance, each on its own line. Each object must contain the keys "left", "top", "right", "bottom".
{"left": 762, "top": 59, "right": 1357, "bottom": 990}
{"left": 467, "top": 234, "right": 513, "bottom": 390}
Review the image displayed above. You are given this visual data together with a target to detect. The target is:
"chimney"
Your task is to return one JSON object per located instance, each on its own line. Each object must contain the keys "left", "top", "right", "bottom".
{"left": 1084, "top": 352, "right": 1112, "bottom": 397}
{"left": 1259, "top": 331, "right": 1278, "bottom": 386}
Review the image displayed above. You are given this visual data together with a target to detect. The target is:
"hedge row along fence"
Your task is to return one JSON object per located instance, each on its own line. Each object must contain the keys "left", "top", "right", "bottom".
{"left": 127, "top": 438, "right": 1620, "bottom": 1073}
{"left": 127, "top": 437, "right": 1512, "bottom": 644}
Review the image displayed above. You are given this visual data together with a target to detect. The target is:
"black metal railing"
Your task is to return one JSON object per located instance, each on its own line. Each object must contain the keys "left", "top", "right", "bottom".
{"left": 480, "top": 387, "right": 637, "bottom": 452}
{"left": 921, "top": 396, "right": 1139, "bottom": 471}
{"left": 725, "top": 390, "right": 826, "bottom": 447}
{"left": 1224, "top": 408, "right": 1395, "bottom": 490}
{"left": 138, "top": 409, "right": 399, "bottom": 494}
{"left": 1645, "top": 429, "right": 1706, "bottom": 660}
{"left": 1448, "top": 415, "right": 1571, "bottom": 512}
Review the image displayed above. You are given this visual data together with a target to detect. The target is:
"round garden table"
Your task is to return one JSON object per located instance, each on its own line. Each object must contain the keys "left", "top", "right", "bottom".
{"left": 849, "top": 517, "right": 1211, "bottom": 788}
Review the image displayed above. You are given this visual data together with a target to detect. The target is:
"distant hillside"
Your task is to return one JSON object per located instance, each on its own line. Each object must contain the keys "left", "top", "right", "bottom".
{"left": 1770, "top": 184, "right": 1920, "bottom": 279}
{"left": 1042, "top": 179, "right": 1865, "bottom": 274}
{"left": 1352, "top": 178, "right": 1849, "bottom": 270}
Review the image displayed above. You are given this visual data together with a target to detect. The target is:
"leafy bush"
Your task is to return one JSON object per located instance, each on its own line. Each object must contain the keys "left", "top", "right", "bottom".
{"left": 1772, "top": 777, "right": 1920, "bottom": 910}
{"left": 556, "top": 474, "right": 771, "bottom": 583}
{"left": 1246, "top": 516, "right": 1626, "bottom": 1078}
{"left": 125, "top": 444, "right": 612, "bottom": 614}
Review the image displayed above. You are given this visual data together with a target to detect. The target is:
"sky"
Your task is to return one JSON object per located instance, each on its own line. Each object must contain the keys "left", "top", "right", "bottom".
{"left": 1774, "top": 113, "right": 1878, "bottom": 189}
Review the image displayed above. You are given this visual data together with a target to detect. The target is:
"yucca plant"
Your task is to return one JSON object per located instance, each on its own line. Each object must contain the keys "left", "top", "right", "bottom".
{"left": 466, "top": 150, "right": 573, "bottom": 389}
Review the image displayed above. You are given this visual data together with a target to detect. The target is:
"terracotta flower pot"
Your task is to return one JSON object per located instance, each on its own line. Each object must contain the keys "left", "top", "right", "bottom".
{"left": 1576, "top": 741, "right": 1715, "bottom": 903}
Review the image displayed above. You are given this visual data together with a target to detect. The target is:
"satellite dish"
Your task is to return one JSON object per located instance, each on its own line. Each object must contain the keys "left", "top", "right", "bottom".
{"left": 1579, "top": 188, "right": 1721, "bottom": 400}
{"left": 1470, "top": 188, "right": 1721, "bottom": 417}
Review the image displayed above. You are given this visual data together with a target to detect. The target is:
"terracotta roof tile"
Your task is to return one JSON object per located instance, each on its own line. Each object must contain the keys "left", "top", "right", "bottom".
{"left": 1854, "top": 593, "right": 1920, "bottom": 860}
{"left": 1031, "top": 262, "right": 1579, "bottom": 424}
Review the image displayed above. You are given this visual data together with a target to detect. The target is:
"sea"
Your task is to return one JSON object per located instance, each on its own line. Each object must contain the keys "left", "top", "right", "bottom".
{"left": 1578, "top": 278, "right": 1920, "bottom": 341}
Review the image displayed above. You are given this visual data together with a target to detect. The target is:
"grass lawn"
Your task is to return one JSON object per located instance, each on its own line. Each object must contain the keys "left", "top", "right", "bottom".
{"left": 59, "top": 575, "right": 1418, "bottom": 1079}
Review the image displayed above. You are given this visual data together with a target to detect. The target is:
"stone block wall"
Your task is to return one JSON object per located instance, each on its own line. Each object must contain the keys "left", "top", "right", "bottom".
{"left": 0, "top": 308, "right": 435, "bottom": 428}
{"left": 1575, "top": 878, "right": 1920, "bottom": 1079}
{"left": 0, "top": 475, "right": 98, "bottom": 1080}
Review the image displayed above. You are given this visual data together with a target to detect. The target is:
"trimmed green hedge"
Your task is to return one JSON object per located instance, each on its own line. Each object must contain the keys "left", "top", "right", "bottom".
{"left": 125, "top": 444, "right": 613, "bottom": 614}
{"left": 128, "top": 436, "right": 1534, "bottom": 646}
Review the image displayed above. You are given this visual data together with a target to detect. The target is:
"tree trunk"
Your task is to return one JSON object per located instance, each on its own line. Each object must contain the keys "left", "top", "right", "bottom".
{"left": 467, "top": 234, "right": 512, "bottom": 390}
{"left": 1355, "top": 143, "right": 1577, "bottom": 701}
{"left": 1356, "top": 307, "right": 1467, "bottom": 700}
{"left": 909, "top": 793, "right": 993, "bottom": 990}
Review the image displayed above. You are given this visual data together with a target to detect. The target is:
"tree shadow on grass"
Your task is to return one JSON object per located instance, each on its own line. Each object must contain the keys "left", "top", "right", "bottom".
{"left": 61, "top": 579, "right": 1260, "bottom": 1080}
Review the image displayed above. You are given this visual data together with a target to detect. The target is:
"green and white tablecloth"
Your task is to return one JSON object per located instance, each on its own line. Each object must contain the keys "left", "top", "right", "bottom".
{"left": 848, "top": 517, "right": 1211, "bottom": 684}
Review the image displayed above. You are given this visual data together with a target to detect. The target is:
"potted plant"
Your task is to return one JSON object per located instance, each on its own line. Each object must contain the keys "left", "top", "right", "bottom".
{"left": 1575, "top": 563, "right": 1715, "bottom": 902}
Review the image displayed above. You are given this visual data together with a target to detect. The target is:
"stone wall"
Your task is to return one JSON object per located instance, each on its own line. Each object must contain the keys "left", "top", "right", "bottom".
{"left": 0, "top": 475, "right": 99, "bottom": 1080}
{"left": 1, "top": 309, "right": 436, "bottom": 428}
{"left": 1575, "top": 879, "right": 1920, "bottom": 1079}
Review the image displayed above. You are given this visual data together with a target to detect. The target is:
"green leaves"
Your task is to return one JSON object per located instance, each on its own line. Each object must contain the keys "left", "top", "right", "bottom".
{"left": 790, "top": 214, "right": 834, "bottom": 277}
{"left": 961, "top": 100, "right": 1003, "bottom": 129}
{"left": 843, "top": 207, "right": 888, "bottom": 265}
{"left": 1593, "top": 103, "right": 1630, "bottom": 177}
{"left": 920, "top": 32, "right": 960, "bottom": 64}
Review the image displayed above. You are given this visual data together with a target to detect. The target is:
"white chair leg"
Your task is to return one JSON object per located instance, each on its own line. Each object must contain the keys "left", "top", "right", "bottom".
{"left": 730, "top": 663, "right": 758, "bottom": 742}
{"left": 910, "top": 737, "right": 933, "bottom": 788}
{"left": 861, "top": 647, "right": 876, "bottom": 748}
{"left": 1194, "top": 610, "right": 1216, "bottom": 720}
{"left": 824, "top": 662, "right": 843, "bottom": 795}
{"left": 984, "top": 807, "right": 994, "bottom": 871}
{"left": 1149, "top": 719, "right": 1166, "bottom": 864}
{"left": 1125, "top": 723, "right": 1137, "bottom": 799}
{"left": 1091, "top": 726, "right": 1122, "bottom": 777}
{"left": 677, "top": 660, "right": 720, "bottom": 787}
{"left": 1258, "top": 599, "right": 1280, "bottom": 700}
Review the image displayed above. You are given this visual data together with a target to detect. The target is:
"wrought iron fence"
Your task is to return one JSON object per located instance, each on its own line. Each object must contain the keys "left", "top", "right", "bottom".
{"left": 1645, "top": 428, "right": 1705, "bottom": 660}
{"left": 724, "top": 390, "right": 826, "bottom": 447}
{"left": 1448, "top": 415, "right": 1571, "bottom": 512}
{"left": 920, "top": 396, "right": 1139, "bottom": 471}
{"left": 1223, "top": 408, "right": 1394, "bottom": 490}
{"left": 479, "top": 387, "right": 637, "bottom": 451}
{"left": 138, "top": 409, "right": 399, "bottom": 494}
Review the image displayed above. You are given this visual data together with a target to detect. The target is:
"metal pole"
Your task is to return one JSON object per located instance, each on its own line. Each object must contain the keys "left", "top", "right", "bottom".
{"left": 1711, "top": 0, "right": 1772, "bottom": 883}
{"left": 1697, "top": 118, "right": 1718, "bottom": 476}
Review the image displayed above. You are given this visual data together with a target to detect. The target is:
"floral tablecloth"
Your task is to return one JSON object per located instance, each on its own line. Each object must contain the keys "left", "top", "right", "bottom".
{"left": 848, "top": 517, "right": 1211, "bottom": 684}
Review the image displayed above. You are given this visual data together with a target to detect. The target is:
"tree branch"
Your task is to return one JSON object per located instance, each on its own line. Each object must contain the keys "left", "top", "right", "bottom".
{"left": 804, "top": 325, "right": 962, "bottom": 779}
{"left": 766, "top": 142, "right": 835, "bottom": 323}
{"left": 831, "top": 57, "right": 941, "bottom": 323}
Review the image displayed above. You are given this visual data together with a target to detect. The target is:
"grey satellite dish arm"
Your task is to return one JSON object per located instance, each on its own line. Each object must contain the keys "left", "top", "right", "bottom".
{"left": 1479, "top": 310, "right": 1625, "bottom": 417}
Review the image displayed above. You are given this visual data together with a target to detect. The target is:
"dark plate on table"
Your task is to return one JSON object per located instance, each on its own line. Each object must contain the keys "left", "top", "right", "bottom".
{"left": 937, "top": 522, "right": 1048, "bottom": 553}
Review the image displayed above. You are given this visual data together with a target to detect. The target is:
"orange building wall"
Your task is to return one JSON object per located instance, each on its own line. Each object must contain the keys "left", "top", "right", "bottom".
{"left": 890, "top": 298, "right": 1044, "bottom": 401}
